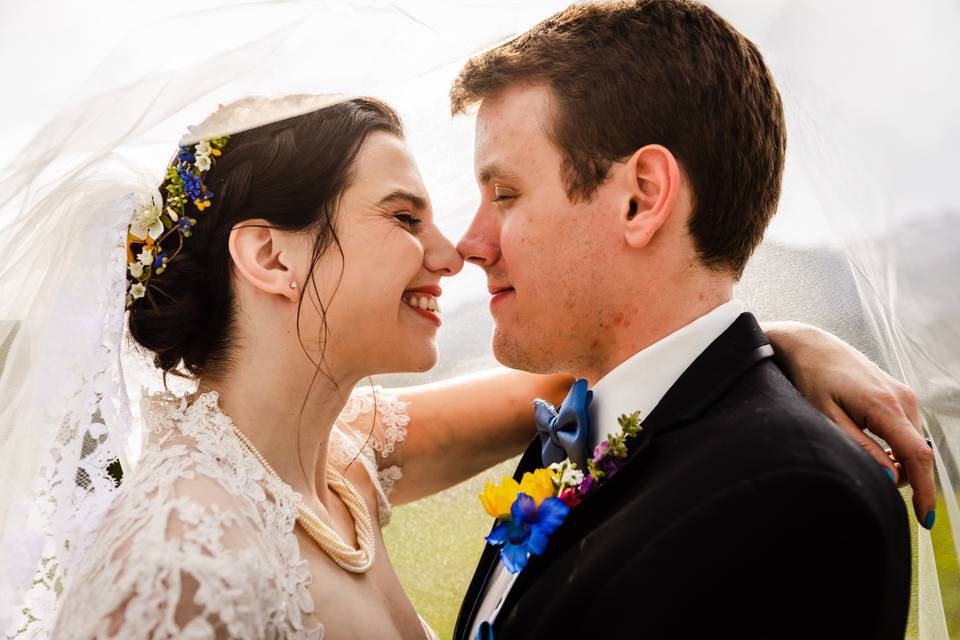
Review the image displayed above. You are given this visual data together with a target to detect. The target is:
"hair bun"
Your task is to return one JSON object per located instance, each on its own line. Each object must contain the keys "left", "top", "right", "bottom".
{"left": 128, "top": 252, "right": 211, "bottom": 374}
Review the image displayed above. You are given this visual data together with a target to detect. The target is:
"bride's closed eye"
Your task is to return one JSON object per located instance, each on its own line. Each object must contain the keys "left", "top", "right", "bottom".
{"left": 394, "top": 212, "right": 422, "bottom": 229}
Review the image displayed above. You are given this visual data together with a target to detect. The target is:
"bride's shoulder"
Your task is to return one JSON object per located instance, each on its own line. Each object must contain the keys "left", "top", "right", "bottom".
{"left": 52, "top": 391, "right": 318, "bottom": 639}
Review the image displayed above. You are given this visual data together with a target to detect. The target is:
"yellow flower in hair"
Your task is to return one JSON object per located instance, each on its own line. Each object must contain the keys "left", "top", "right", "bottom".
{"left": 480, "top": 476, "right": 521, "bottom": 519}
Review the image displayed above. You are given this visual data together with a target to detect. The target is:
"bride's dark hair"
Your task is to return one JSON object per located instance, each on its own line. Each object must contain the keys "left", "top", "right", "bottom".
{"left": 128, "top": 97, "right": 403, "bottom": 379}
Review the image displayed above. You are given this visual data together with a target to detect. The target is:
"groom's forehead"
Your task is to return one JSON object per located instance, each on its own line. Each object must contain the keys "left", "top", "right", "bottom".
{"left": 476, "top": 84, "right": 555, "bottom": 138}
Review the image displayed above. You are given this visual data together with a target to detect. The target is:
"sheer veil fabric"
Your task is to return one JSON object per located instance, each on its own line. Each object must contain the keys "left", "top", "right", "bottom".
{"left": 0, "top": 0, "right": 957, "bottom": 637}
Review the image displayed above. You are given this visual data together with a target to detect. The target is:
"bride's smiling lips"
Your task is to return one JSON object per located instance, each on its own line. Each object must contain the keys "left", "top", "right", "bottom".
{"left": 402, "top": 285, "right": 442, "bottom": 327}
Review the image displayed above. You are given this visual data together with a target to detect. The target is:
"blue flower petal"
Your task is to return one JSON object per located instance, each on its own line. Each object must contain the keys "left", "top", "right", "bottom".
{"left": 525, "top": 527, "right": 550, "bottom": 556}
{"left": 486, "top": 522, "right": 511, "bottom": 546}
{"left": 500, "top": 543, "right": 530, "bottom": 574}
{"left": 511, "top": 493, "right": 538, "bottom": 524}
{"left": 535, "top": 498, "right": 570, "bottom": 535}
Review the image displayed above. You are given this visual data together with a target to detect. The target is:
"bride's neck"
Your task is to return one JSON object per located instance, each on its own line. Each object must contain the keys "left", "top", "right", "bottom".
{"left": 196, "top": 367, "right": 356, "bottom": 510}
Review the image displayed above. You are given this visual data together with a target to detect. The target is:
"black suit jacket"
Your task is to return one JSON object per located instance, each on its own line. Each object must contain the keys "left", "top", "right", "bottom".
{"left": 454, "top": 313, "right": 910, "bottom": 640}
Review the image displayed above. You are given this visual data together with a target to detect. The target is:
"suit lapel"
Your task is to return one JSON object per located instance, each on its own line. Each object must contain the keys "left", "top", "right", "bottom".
{"left": 493, "top": 313, "right": 775, "bottom": 629}
{"left": 454, "top": 438, "right": 544, "bottom": 640}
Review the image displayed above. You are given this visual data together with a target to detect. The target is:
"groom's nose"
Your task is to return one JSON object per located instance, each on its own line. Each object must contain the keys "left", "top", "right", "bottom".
{"left": 456, "top": 206, "right": 501, "bottom": 267}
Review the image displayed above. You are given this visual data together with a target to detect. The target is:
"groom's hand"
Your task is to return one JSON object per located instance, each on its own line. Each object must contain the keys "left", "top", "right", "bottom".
{"left": 764, "top": 321, "right": 935, "bottom": 528}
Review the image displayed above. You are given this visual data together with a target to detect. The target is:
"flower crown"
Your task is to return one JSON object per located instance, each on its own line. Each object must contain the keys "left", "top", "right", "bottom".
{"left": 125, "top": 136, "right": 229, "bottom": 309}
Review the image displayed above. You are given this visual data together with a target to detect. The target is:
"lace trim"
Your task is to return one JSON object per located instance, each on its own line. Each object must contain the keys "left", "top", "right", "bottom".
{"left": 332, "top": 386, "right": 411, "bottom": 527}
{"left": 52, "top": 391, "right": 322, "bottom": 639}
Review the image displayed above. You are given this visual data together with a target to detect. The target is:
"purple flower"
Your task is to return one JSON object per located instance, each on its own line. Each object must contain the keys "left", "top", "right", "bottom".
{"left": 578, "top": 473, "right": 595, "bottom": 494}
{"left": 601, "top": 455, "right": 620, "bottom": 479}
{"left": 593, "top": 440, "right": 610, "bottom": 460}
{"left": 486, "top": 493, "right": 570, "bottom": 573}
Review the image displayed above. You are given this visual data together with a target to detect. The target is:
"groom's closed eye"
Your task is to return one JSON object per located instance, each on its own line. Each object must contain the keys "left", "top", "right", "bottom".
{"left": 493, "top": 187, "right": 518, "bottom": 203}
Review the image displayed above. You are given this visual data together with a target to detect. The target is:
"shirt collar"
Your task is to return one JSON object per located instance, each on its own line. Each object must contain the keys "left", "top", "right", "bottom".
{"left": 588, "top": 299, "right": 746, "bottom": 450}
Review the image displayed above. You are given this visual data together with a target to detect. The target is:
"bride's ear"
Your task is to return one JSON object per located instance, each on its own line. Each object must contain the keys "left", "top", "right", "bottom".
{"left": 617, "top": 144, "right": 681, "bottom": 249}
{"left": 228, "top": 220, "right": 299, "bottom": 301}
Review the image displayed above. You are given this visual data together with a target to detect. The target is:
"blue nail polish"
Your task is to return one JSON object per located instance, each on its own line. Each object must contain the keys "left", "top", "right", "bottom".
{"left": 883, "top": 467, "right": 895, "bottom": 483}
{"left": 923, "top": 510, "right": 936, "bottom": 530}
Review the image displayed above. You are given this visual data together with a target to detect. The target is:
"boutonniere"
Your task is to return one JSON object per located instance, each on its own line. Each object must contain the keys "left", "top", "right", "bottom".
{"left": 479, "top": 411, "right": 644, "bottom": 573}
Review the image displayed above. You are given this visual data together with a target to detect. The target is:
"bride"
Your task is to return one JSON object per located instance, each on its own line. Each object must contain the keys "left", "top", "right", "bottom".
{"left": 1, "top": 94, "right": 928, "bottom": 639}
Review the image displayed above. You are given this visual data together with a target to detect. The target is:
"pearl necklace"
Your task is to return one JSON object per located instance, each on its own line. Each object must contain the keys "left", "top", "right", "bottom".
{"left": 232, "top": 426, "right": 376, "bottom": 573}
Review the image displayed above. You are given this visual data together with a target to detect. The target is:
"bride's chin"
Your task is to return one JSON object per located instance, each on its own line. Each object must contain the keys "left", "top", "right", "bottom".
{"left": 399, "top": 342, "right": 440, "bottom": 373}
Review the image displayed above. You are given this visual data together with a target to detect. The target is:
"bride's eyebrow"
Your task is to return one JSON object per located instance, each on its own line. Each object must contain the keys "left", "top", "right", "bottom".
{"left": 375, "top": 189, "right": 427, "bottom": 212}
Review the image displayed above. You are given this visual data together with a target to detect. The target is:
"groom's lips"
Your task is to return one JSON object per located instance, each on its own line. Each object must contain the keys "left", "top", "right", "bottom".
{"left": 489, "top": 285, "right": 515, "bottom": 307}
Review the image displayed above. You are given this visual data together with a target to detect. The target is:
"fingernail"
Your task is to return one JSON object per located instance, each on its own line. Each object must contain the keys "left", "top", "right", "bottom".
{"left": 923, "top": 510, "right": 936, "bottom": 530}
{"left": 883, "top": 467, "right": 895, "bottom": 483}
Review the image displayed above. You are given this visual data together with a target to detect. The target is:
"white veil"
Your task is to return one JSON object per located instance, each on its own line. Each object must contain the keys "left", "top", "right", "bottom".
{"left": 0, "top": 1, "right": 956, "bottom": 638}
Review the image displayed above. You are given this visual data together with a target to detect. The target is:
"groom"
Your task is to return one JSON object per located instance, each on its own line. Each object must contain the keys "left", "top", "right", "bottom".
{"left": 451, "top": 2, "right": 910, "bottom": 638}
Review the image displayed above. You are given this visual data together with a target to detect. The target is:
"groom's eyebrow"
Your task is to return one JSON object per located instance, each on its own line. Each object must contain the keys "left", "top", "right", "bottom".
{"left": 478, "top": 163, "right": 519, "bottom": 184}
{"left": 376, "top": 190, "right": 427, "bottom": 211}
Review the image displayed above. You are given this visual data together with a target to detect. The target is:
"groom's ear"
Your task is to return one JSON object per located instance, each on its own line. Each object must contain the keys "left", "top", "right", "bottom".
{"left": 228, "top": 219, "right": 299, "bottom": 302}
{"left": 618, "top": 144, "right": 681, "bottom": 249}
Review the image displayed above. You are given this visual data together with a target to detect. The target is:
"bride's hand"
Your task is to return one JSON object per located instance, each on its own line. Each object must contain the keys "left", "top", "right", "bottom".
{"left": 764, "top": 321, "right": 935, "bottom": 528}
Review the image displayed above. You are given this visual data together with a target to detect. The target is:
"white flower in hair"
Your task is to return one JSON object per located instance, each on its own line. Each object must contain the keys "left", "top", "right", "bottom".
{"left": 195, "top": 155, "right": 212, "bottom": 171}
{"left": 180, "top": 93, "right": 354, "bottom": 145}
{"left": 137, "top": 248, "right": 154, "bottom": 267}
{"left": 130, "top": 283, "right": 147, "bottom": 300}
{"left": 129, "top": 190, "right": 165, "bottom": 241}
{"left": 129, "top": 262, "right": 144, "bottom": 278}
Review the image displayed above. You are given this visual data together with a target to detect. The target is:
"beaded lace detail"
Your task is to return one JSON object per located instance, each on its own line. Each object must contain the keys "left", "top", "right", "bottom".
{"left": 51, "top": 387, "right": 413, "bottom": 639}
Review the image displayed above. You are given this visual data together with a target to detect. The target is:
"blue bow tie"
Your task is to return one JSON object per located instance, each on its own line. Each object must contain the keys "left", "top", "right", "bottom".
{"left": 534, "top": 379, "right": 593, "bottom": 469}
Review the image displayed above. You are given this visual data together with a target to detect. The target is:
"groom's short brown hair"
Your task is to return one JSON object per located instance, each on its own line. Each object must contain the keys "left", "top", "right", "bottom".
{"left": 450, "top": 0, "right": 786, "bottom": 278}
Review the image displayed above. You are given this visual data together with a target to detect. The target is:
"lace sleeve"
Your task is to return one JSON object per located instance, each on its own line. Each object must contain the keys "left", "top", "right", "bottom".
{"left": 51, "top": 428, "right": 319, "bottom": 639}
{"left": 332, "top": 386, "right": 410, "bottom": 524}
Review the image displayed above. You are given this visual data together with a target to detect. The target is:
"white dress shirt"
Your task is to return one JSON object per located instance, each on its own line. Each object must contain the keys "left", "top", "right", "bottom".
{"left": 469, "top": 299, "right": 747, "bottom": 638}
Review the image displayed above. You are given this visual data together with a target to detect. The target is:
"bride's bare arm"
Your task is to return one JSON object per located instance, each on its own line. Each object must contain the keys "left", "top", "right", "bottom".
{"left": 339, "top": 323, "right": 932, "bottom": 524}
{"left": 382, "top": 368, "right": 573, "bottom": 505}
{"left": 764, "top": 321, "right": 934, "bottom": 525}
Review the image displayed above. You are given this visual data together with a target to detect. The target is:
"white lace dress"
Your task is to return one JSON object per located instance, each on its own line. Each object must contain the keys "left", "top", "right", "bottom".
{"left": 51, "top": 387, "right": 437, "bottom": 640}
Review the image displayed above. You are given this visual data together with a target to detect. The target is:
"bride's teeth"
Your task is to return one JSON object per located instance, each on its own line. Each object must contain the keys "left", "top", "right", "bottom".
{"left": 404, "top": 294, "right": 440, "bottom": 314}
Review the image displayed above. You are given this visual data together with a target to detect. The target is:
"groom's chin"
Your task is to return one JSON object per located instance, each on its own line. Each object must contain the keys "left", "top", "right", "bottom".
{"left": 492, "top": 329, "right": 553, "bottom": 375}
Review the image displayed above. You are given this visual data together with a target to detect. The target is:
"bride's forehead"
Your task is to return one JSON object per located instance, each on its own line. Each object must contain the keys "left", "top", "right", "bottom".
{"left": 351, "top": 134, "right": 427, "bottom": 191}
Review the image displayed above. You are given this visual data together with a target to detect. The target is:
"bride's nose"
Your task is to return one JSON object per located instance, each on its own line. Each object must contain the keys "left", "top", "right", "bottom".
{"left": 423, "top": 228, "right": 464, "bottom": 277}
